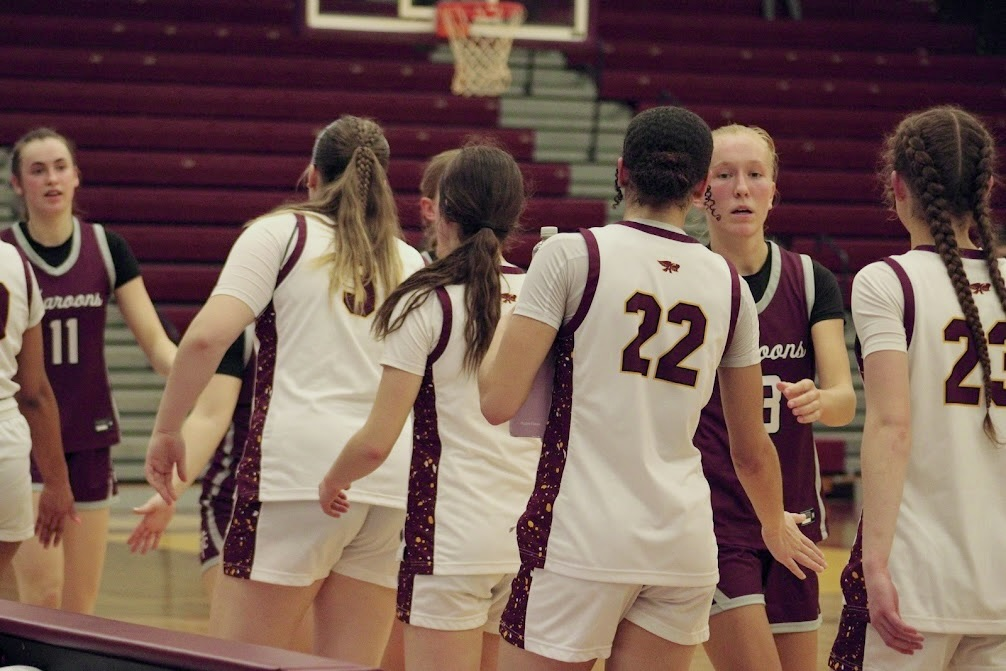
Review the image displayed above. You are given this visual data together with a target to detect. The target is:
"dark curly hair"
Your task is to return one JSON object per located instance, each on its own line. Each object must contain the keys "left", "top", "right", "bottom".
{"left": 614, "top": 106, "right": 713, "bottom": 209}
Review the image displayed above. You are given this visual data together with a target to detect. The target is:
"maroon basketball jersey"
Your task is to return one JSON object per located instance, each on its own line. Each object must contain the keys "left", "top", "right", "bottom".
{"left": 696, "top": 242, "right": 824, "bottom": 546}
{"left": 1, "top": 220, "right": 119, "bottom": 452}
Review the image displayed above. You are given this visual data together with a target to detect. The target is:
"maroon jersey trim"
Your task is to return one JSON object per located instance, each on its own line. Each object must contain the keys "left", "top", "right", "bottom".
{"left": 276, "top": 214, "right": 307, "bottom": 286}
{"left": 501, "top": 265, "right": 524, "bottom": 275}
{"left": 399, "top": 315, "right": 446, "bottom": 579}
{"left": 914, "top": 244, "right": 985, "bottom": 260}
{"left": 559, "top": 228, "right": 599, "bottom": 337}
{"left": 724, "top": 259, "right": 742, "bottom": 354}
{"left": 881, "top": 257, "right": 914, "bottom": 348}
{"left": 516, "top": 332, "right": 575, "bottom": 568}
{"left": 616, "top": 220, "right": 701, "bottom": 244}
{"left": 429, "top": 287, "right": 452, "bottom": 365}
{"left": 20, "top": 255, "right": 33, "bottom": 306}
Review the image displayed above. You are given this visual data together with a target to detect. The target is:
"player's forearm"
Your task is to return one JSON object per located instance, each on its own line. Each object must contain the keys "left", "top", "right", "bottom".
{"left": 326, "top": 434, "right": 392, "bottom": 487}
{"left": 732, "top": 434, "right": 787, "bottom": 535}
{"left": 153, "top": 337, "right": 226, "bottom": 434}
{"left": 18, "top": 387, "right": 69, "bottom": 486}
{"left": 860, "top": 420, "right": 911, "bottom": 572}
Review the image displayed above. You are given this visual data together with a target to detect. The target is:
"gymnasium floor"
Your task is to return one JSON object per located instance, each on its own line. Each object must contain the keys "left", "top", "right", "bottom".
{"left": 0, "top": 485, "right": 858, "bottom": 670}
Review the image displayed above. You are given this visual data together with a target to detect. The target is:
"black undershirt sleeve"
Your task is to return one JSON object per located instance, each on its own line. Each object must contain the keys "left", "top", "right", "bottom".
{"left": 104, "top": 229, "right": 142, "bottom": 289}
{"left": 809, "top": 260, "right": 847, "bottom": 327}
{"left": 215, "top": 332, "right": 248, "bottom": 378}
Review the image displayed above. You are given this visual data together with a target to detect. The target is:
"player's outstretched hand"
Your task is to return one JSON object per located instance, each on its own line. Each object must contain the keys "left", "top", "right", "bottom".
{"left": 146, "top": 430, "right": 186, "bottom": 503}
{"left": 762, "top": 511, "right": 827, "bottom": 580}
{"left": 128, "top": 494, "right": 175, "bottom": 554}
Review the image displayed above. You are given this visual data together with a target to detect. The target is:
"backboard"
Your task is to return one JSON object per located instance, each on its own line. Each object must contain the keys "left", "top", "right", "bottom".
{"left": 305, "top": 0, "right": 592, "bottom": 42}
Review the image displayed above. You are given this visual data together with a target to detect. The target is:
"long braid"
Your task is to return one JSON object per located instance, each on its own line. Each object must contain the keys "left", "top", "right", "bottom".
{"left": 273, "top": 115, "right": 403, "bottom": 314}
{"left": 354, "top": 117, "right": 378, "bottom": 202}
{"left": 965, "top": 128, "right": 1006, "bottom": 306}
{"left": 907, "top": 122, "right": 999, "bottom": 443}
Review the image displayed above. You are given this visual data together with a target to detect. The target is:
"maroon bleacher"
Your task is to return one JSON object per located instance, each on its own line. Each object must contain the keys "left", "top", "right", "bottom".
{"left": 2, "top": 79, "right": 501, "bottom": 126}
{"left": 72, "top": 150, "right": 570, "bottom": 195}
{"left": 0, "top": 113, "right": 537, "bottom": 161}
{"left": 595, "top": 12, "right": 978, "bottom": 52}
{"left": 0, "top": 46, "right": 457, "bottom": 92}
{"left": 76, "top": 187, "right": 601, "bottom": 229}
{"left": 603, "top": 71, "right": 1006, "bottom": 112}
{"left": 0, "top": 14, "right": 434, "bottom": 60}
{"left": 590, "top": 42, "right": 1006, "bottom": 84}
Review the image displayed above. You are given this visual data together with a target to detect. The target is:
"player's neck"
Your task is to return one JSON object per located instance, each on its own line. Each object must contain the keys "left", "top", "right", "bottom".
{"left": 26, "top": 213, "right": 74, "bottom": 247}
{"left": 623, "top": 203, "right": 687, "bottom": 231}
{"left": 907, "top": 217, "right": 978, "bottom": 252}
{"left": 709, "top": 234, "right": 768, "bottom": 276}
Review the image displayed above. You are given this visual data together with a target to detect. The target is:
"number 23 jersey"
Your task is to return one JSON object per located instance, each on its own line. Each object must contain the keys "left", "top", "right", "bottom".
{"left": 854, "top": 246, "right": 1006, "bottom": 630}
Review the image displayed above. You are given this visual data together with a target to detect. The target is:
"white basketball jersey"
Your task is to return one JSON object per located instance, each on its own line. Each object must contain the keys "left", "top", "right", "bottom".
{"left": 854, "top": 247, "right": 1006, "bottom": 633}
{"left": 518, "top": 222, "right": 751, "bottom": 586}
{"left": 385, "top": 269, "right": 540, "bottom": 575}
{"left": 0, "top": 241, "right": 44, "bottom": 413}
{"left": 223, "top": 213, "right": 425, "bottom": 506}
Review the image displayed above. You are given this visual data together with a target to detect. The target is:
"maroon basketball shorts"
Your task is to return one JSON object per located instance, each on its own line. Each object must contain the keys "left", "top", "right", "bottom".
{"left": 31, "top": 447, "right": 117, "bottom": 509}
{"left": 198, "top": 492, "right": 235, "bottom": 570}
{"left": 709, "top": 544, "right": 821, "bottom": 632}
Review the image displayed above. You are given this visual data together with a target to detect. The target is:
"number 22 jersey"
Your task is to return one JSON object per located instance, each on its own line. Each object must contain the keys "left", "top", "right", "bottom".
{"left": 513, "top": 219, "right": 760, "bottom": 586}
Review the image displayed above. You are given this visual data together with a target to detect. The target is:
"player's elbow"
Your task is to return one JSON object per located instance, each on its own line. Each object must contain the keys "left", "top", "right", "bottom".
{"left": 729, "top": 434, "right": 776, "bottom": 477}
{"left": 360, "top": 441, "right": 393, "bottom": 467}
{"left": 480, "top": 392, "right": 515, "bottom": 426}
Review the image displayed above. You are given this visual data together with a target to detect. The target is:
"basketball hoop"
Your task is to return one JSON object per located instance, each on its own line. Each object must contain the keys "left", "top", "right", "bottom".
{"left": 435, "top": 1, "right": 526, "bottom": 97}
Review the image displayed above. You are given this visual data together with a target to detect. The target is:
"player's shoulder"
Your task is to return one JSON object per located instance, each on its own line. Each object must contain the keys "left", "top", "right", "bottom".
{"left": 395, "top": 237, "right": 425, "bottom": 268}
{"left": 0, "top": 238, "right": 20, "bottom": 257}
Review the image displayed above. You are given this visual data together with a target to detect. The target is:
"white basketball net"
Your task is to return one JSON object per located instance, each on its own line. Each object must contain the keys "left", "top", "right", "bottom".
{"left": 440, "top": 2, "right": 526, "bottom": 97}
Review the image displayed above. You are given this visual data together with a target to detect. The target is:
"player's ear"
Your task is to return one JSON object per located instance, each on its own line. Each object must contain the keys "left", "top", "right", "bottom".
{"left": 306, "top": 165, "right": 320, "bottom": 192}
{"left": 419, "top": 196, "right": 436, "bottom": 225}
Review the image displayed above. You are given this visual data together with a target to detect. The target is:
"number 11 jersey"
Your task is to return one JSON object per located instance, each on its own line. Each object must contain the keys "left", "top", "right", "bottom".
{"left": 1, "top": 219, "right": 119, "bottom": 452}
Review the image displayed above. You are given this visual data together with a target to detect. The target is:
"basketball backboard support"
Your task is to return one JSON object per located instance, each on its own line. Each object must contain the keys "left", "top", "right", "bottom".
{"left": 304, "top": 0, "right": 591, "bottom": 42}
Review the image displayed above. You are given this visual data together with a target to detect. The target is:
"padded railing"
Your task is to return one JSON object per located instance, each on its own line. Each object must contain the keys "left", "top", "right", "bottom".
{"left": 0, "top": 599, "right": 374, "bottom": 671}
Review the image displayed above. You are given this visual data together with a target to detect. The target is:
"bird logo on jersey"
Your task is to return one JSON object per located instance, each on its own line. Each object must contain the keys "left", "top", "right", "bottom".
{"left": 971, "top": 282, "right": 991, "bottom": 295}
{"left": 501, "top": 293, "right": 517, "bottom": 303}
{"left": 659, "top": 260, "right": 680, "bottom": 273}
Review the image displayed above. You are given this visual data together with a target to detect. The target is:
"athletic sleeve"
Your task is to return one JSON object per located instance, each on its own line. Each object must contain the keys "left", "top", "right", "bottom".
{"left": 211, "top": 213, "right": 300, "bottom": 317}
{"left": 381, "top": 290, "right": 442, "bottom": 377}
{"left": 809, "top": 260, "right": 846, "bottom": 326}
{"left": 105, "top": 229, "right": 142, "bottom": 288}
{"left": 216, "top": 331, "right": 248, "bottom": 379}
{"left": 719, "top": 279, "right": 762, "bottom": 368}
{"left": 851, "top": 261, "right": 907, "bottom": 357}
{"left": 513, "top": 233, "right": 588, "bottom": 329}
